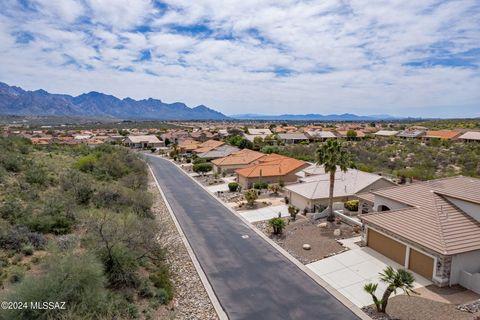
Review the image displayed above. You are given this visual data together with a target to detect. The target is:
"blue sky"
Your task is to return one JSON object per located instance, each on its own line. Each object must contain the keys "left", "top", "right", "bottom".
{"left": 0, "top": 0, "right": 479, "bottom": 118}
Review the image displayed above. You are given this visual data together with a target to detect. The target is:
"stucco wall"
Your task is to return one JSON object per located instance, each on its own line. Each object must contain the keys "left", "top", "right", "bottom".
{"left": 374, "top": 195, "right": 410, "bottom": 211}
{"left": 451, "top": 250, "right": 480, "bottom": 285}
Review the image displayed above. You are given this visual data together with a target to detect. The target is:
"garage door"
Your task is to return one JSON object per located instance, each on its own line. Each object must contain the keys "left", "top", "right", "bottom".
{"left": 367, "top": 229, "right": 406, "bottom": 265}
{"left": 409, "top": 249, "right": 434, "bottom": 279}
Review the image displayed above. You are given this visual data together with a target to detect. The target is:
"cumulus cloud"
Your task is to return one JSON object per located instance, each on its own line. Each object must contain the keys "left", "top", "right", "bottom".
{"left": 0, "top": 0, "right": 479, "bottom": 117}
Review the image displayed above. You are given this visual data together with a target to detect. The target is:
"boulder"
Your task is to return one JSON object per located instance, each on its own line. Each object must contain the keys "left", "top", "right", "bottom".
{"left": 302, "top": 244, "right": 311, "bottom": 250}
{"left": 317, "top": 222, "right": 328, "bottom": 228}
{"left": 333, "top": 229, "right": 341, "bottom": 237}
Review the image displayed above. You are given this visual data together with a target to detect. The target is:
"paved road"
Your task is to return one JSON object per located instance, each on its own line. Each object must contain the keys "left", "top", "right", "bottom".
{"left": 147, "top": 155, "right": 359, "bottom": 320}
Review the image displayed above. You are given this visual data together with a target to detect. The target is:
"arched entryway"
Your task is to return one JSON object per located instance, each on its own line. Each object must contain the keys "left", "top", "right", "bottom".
{"left": 378, "top": 205, "right": 391, "bottom": 212}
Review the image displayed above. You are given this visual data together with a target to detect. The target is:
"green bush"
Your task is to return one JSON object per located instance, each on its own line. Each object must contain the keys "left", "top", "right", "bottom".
{"left": 149, "top": 265, "right": 173, "bottom": 303}
{"left": 253, "top": 181, "right": 268, "bottom": 189}
{"left": 0, "top": 152, "right": 23, "bottom": 172}
{"left": 24, "top": 165, "right": 48, "bottom": 186}
{"left": 8, "top": 265, "right": 25, "bottom": 283}
{"left": 344, "top": 200, "right": 359, "bottom": 211}
{"left": 21, "top": 244, "right": 34, "bottom": 256}
{"left": 99, "top": 245, "right": 139, "bottom": 289}
{"left": 74, "top": 154, "right": 97, "bottom": 173}
{"left": 268, "top": 217, "right": 286, "bottom": 235}
{"left": 60, "top": 170, "right": 94, "bottom": 204}
{"left": 1, "top": 252, "right": 111, "bottom": 320}
{"left": 192, "top": 162, "right": 212, "bottom": 173}
{"left": 192, "top": 158, "right": 206, "bottom": 165}
{"left": 228, "top": 182, "right": 239, "bottom": 192}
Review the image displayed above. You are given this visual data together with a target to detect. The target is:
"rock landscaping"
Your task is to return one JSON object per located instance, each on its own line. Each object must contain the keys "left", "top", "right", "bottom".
{"left": 149, "top": 176, "right": 218, "bottom": 320}
{"left": 253, "top": 216, "right": 360, "bottom": 264}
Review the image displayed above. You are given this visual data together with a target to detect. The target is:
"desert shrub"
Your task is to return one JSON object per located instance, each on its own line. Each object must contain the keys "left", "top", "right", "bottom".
{"left": 192, "top": 158, "right": 206, "bottom": 165}
{"left": 26, "top": 194, "right": 75, "bottom": 234}
{"left": 228, "top": 182, "right": 239, "bottom": 192}
{"left": 74, "top": 154, "right": 97, "bottom": 173}
{"left": 8, "top": 265, "right": 25, "bottom": 283}
{"left": 192, "top": 162, "right": 212, "bottom": 173}
{"left": 24, "top": 165, "right": 48, "bottom": 186}
{"left": 0, "top": 252, "right": 112, "bottom": 320}
{"left": 344, "top": 200, "right": 359, "bottom": 211}
{"left": 99, "top": 244, "right": 139, "bottom": 289}
{"left": 0, "top": 197, "right": 25, "bottom": 224}
{"left": 0, "top": 225, "right": 46, "bottom": 252}
{"left": 253, "top": 181, "right": 268, "bottom": 190}
{"left": 120, "top": 173, "right": 148, "bottom": 190}
{"left": 149, "top": 265, "right": 173, "bottom": 303}
{"left": 21, "top": 244, "right": 34, "bottom": 256}
{"left": 244, "top": 189, "right": 258, "bottom": 206}
{"left": 92, "top": 187, "right": 152, "bottom": 217}
{"left": 59, "top": 170, "right": 94, "bottom": 204}
{"left": 0, "top": 152, "right": 23, "bottom": 172}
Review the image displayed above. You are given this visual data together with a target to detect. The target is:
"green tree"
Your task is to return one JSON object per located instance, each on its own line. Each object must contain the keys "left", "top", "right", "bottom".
{"left": 346, "top": 129, "right": 357, "bottom": 140}
{"left": 316, "top": 139, "right": 355, "bottom": 221}
{"left": 364, "top": 266, "right": 417, "bottom": 313}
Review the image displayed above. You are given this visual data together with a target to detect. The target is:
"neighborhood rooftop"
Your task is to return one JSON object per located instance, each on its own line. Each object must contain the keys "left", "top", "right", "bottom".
{"left": 361, "top": 176, "right": 480, "bottom": 255}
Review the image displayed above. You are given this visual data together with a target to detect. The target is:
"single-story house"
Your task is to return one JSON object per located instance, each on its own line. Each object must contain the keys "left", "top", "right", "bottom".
{"left": 458, "top": 131, "right": 480, "bottom": 142}
{"left": 397, "top": 129, "right": 425, "bottom": 139}
{"left": 374, "top": 130, "right": 399, "bottom": 137}
{"left": 192, "top": 139, "right": 225, "bottom": 154}
{"left": 305, "top": 130, "right": 337, "bottom": 141}
{"left": 359, "top": 176, "right": 480, "bottom": 291}
{"left": 235, "top": 154, "right": 309, "bottom": 188}
{"left": 424, "top": 130, "right": 461, "bottom": 140}
{"left": 211, "top": 149, "right": 265, "bottom": 174}
{"left": 197, "top": 144, "right": 240, "bottom": 160}
{"left": 285, "top": 169, "right": 396, "bottom": 212}
{"left": 124, "top": 135, "right": 164, "bottom": 148}
{"left": 178, "top": 139, "right": 200, "bottom": 153}
{"left": 335, "top": 130, "right": 366, "bottom": 139}
{"left": 276, "top": 133, "right": 308, "bottom": 144}
{"left": 244, "top": 128, "right": 273, "bottom": 142}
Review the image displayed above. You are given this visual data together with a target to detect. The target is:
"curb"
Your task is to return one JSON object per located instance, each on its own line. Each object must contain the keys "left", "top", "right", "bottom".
{"left": 148, "top": 163, "right": 228, "bottom": 320}
{"left": 155, "top": 156, "right": 370, "bottom": 320}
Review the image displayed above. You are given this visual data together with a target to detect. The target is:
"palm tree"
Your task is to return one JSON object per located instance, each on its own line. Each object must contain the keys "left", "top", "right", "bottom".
{"left": 316, "top": 139, "right": 355, "bottom": 222}
{"left": 364, "top": 266, "right": 417, "bottom": 313}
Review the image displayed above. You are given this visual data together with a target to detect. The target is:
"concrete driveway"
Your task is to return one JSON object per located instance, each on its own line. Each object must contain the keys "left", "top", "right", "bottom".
{"left": 239, "top": 204, "right": 290, "bottom": 222}
{"left": 307, "top": 237, "right": 432, "bottom": 307}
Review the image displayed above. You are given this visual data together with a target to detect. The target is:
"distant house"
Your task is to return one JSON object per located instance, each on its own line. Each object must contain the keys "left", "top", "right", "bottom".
{"left": 197, "top": 144, "right": 240, "bottom": 160}
{"left": 211, "top": 149, "right": 265, "bottom": 174}
{"left": 305, "top": 130, "right": 337, "bottom": 141}
{"left": 276, "top": 133, "right": 308, "bottom": 144}
{"left": 124, "top": 135, "right": 163, "bottom": 148}
{"left": 335, "top": 130, "right": 366, "bottom": 139}
{"left": 192, "top": 139, "right": 225, "bottom": 154}
{"left": 374, "top": 130, "right": 399, "bottom": 137}
{"left": 424, "top": 130, "right": 461, "bottom": 140}
{"left": 285, "top": 168, "right": 395, "bottom": 212}
{"left": 359, "top": 176, "right": 480, "bottom": 290}
{"left": 235, "top": 154, "right": 309, "bottom": 188}
{"left": 397, "top": 129, "right": 425, "bottom": 139}
{"left": 458, "top": 131, "right": 480, "bottom": 142}
{"left": 244, "top": 128, "right": 273, "bottom": 142}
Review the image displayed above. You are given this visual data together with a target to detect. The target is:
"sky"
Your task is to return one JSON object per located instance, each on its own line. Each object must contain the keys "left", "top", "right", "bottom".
{"left": 0, "top": 0, "right": 479, "bottom": 118}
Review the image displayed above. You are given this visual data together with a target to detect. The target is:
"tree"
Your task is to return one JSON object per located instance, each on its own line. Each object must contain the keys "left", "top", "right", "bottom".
{"left": 316, "top": 139, "right": 355, "bottom": 222}
{"left": 192, "top": 162, "right": 212, "bottom": 173}
{"left": 288, "top": 205, "right": 299, "bottom": 220}
{"left": 364, "top": 266, "right": 417, "bottom": 313}
{"left": 346, "top": 129, "right": 357, "bottom": 140}
{"left": 244, "top": 189, "right": 258, "bottom": 207}
{"left": 228, "top": 182, "right": 239, "bottom": 192}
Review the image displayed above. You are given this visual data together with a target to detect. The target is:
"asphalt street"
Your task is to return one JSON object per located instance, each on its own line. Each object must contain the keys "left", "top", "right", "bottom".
{"left": 146, "top": 155, "right": 359, "bottom": 320}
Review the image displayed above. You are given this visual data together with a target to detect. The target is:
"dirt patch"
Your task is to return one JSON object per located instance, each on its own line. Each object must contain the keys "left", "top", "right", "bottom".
{"left": 379, "top": 294, "right": 480, "bottom": 320}
{"left": 253, "top": 216, "right": 360, "bottom": 264}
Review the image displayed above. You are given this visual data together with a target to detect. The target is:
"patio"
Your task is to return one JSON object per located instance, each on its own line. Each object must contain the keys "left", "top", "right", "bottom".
{"left": 307, "top": 237, "right": 432, "bottom": 307}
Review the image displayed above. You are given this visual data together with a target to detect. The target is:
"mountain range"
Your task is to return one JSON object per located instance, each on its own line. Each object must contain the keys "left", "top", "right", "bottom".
{"left": 0, "top": 82, "right": 402, "bottom": 121}
{"left": 229, "top": 113, "right": 399, "bottom": 121}
{"left": 0, "top": 82, "right": 228, "bottom": 120}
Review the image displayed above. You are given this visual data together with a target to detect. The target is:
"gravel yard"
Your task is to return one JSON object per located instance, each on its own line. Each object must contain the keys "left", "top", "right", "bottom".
{"left": 253, "top": 216, "right": 360, "bottom": 264}
{"left": 149, "top": 175, "right": 218, "bottom": 320}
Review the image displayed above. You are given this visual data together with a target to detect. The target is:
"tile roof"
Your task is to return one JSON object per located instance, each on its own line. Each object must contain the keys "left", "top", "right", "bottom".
{"left": 248, "top": 128, "right": 272, "bottom": 135}
{"left": 126, "top": 135, "right": 161, "bottom": 143}
{"left": 306, "top": 131, "right": 337, "bottom": 139}
{"left": 277, "top": 133, "right": 308, "bottom": 140}
{"left": 459, "top": 131, "right": 480, "bottom": 141}
{"left": 235, "top": 154, "right": 307, "bottom": 178}
{"left": 374, "top": 130, "right": 399, "bottom": 136}
{"left": 211, "top": 149, "right": 265, "bottom": 166}
{"left": 360, "top": 176, "right": 480, "bottom": 255}
{"left": 286, "top": 169, "right": 390, "bottom": 200}
{"left": 197, "top": 145, "right": 240, "bottom": 159}
{"left": 397, "top": 130, "right": 425, "bottom": 138}
{"left": 424, "top": 130, "right": 461, "bottom": 139}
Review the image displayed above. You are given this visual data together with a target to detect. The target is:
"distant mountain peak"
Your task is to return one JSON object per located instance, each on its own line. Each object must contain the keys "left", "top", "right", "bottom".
{"left": 230, "top": 113, "right": 400, "bottom": 121}
{"left": 0, "top": 81, "right": 229, "bottom": 120}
